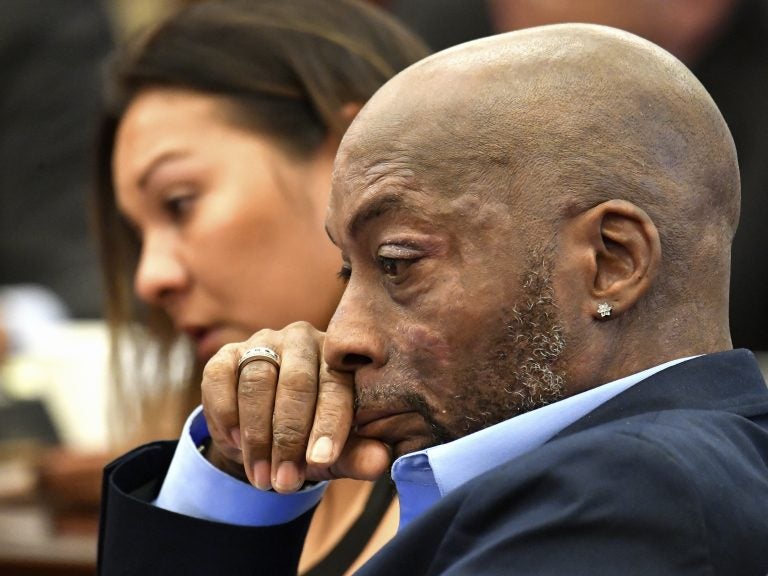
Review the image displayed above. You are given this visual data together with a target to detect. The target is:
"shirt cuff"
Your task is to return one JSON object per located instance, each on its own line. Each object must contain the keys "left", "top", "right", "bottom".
{"left": 154, "top": 405, "right": 327, "bottom": 526}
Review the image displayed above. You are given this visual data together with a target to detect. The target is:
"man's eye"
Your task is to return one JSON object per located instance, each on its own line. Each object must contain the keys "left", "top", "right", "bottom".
{"left": 377, "top": 256, "right": 404, "bottom": 278}
{"left": 376, "top": 244, "right": 421, "bottom": 281}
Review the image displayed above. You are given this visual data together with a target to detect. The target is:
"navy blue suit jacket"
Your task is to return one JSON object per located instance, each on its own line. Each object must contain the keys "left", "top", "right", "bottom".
{"left": 99, "top": 350, "right": 768, "bottom": 575}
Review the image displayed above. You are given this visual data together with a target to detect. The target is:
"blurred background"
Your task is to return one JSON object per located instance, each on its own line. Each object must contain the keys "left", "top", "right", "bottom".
{"left": 0, "top": 3, "right": 181, "bottom": 574}
{"left": 0, "top": 1, "right": 765, "bottom": 574}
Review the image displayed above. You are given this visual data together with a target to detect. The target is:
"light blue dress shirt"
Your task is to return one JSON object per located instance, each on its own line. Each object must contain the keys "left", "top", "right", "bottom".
{"left": 156, "top": 356, "right": 694, "bottom": 529}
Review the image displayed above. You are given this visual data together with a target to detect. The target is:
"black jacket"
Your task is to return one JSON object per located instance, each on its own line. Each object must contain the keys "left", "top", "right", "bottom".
{"left": 99, "top": 350, "right": 768, "bottom": 575}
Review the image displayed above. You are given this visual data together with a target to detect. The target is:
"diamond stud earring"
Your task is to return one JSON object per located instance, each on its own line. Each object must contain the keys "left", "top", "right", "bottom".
{"left": 597, "top": 302, "right": 613, "bottom": 318}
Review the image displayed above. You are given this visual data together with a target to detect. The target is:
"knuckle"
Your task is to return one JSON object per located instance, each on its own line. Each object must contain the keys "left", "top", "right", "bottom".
{"left": 241, "top": 424, "right": 269, "bottom": 448}
{"left": 273, "top": 420, "right": 309, "bottom": 451}
{"left": 202, "top": 346, "right": 240, "bottom": 390}
{"left": 219, "top": 342, "right": 241, "bottom": 355}
{"left": 286, "top": 320, "right": 313, "bottom": 332}
{"left": 206, "top": 395, "right": 238, "bottom": 424}
{"left": 244, "top": 329, "right": 276, "bottom": 346}
{"left": 272, "top": 430, "right": 307, "bottom": 454}
{"left": 317, "top": 380, "right": 351, "bottom": 401}
{"left": 279, "top": 367, "right": 318, "bottom": 393}
{"left": 313, "top": 406, "right": 347, "bottom": 434}
{"left": 294, "top": 347, "right": 319, "bottom": 364}
{"left": 201, "top": 362, "right": 227, "bottom": 389}
{"left": 207, "top": 342, "right": 239, "bottom": 368}
{"left": 285, "top": 321, "right": 321, "bottom": 346}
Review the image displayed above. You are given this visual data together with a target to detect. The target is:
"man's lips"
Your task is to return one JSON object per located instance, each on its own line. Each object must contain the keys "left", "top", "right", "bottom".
{"left": 354, "top": 410, "right": 421, "bottom": 441}
{"left": 354, "top": 409, "right": 399, "bottom": 429}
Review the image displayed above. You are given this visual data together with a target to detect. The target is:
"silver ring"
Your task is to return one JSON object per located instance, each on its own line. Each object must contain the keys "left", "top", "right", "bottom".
{"left": 237, "top": 346, "right": 281, "bottom": 376}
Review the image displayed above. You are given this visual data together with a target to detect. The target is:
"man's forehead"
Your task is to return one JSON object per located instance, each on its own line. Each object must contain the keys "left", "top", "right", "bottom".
{"left": 328, "top": 155, "right": 421, "bottom": 239}
{"left": 331, "top": 129, "right": 417, "bottom": 200}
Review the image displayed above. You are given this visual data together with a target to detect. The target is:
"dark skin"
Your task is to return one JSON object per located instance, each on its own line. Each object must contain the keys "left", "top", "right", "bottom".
{"left": 202, "top": 23, "right": 739, "bottom": 493}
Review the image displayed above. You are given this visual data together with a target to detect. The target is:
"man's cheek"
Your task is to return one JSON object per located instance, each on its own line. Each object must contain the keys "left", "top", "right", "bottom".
{"left": 397, "top": 323, "right": 453, "bottom": 373}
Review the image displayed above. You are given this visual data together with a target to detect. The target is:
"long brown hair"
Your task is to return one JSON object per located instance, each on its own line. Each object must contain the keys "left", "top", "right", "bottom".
{"left": 92, "top": 0, "right": 429, "bottom": 441}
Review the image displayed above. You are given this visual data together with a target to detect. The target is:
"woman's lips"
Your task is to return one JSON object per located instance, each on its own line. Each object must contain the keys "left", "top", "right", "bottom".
{"left": 185, "top": 327, "right": 221, "bottom": 361}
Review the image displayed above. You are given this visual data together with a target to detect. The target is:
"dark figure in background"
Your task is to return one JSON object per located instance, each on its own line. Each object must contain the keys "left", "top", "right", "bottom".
{"left": 387, "top": 0, "right": 768, "bottom": 350}
{"left": 0, "top": 0, "right": 113, "bottom": 318}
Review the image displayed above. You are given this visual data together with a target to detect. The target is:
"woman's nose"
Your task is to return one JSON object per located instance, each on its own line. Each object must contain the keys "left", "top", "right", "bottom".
{"left": 133, "top": 231, "right": 188, "bottom": 307}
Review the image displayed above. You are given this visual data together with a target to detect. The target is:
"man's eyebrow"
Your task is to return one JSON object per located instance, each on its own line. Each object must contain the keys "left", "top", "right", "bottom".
{"left": 347, "top": 193, "right": 407, "bottom": 239}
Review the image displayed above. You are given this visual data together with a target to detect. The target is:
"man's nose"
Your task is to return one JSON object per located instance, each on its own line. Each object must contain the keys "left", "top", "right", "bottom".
{"left": 323, "top": 281, "right": 384, "bottom": 373}
{"left": 133, "top": 232, "right": 188, "bottom": 307}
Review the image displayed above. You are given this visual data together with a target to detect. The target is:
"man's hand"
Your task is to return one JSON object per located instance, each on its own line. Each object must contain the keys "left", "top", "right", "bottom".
{"left": 201, "top": 321, "right": 391, "bottom": 493}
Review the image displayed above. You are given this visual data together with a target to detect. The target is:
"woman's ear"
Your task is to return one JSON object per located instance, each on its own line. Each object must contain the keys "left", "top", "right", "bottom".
{"left": 559, "top": 199, "right": 661, "bottom": 320}
{"left": 340, "top": 101, "right": 363, "bottom": 125}
{"left": 319, "top": 102, "right": 364, "bottom": 159}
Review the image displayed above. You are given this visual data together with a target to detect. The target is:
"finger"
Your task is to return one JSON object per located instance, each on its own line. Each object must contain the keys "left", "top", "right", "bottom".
{"left": 201, "top": 343, "right": 242, "bottom": 451}
{"left": 238, "top": 350, "right": 280, "bottom": 491}
{"left": 207, "top": 413, "right": 244, "bottom": 464}
{"left": 305, "top": 361, "right": 355, "bottom": 469}
{"left": 205, "top": 439, "right": 248, "bottom": 482}
{"left": 269, "top": 345, "right": 320, "bottom": 493}
{"left": 307, "top": 434, "right": 391, "bottom": 482}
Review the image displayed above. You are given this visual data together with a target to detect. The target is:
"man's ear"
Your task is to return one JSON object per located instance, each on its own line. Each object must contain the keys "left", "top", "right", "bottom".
{"left": 561, "top": 199, "right": 661, "bottom": 319}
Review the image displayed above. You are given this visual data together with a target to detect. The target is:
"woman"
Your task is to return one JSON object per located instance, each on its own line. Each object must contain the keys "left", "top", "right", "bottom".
{"left": 92, "top": 0, "right": 428, "bottom": 573}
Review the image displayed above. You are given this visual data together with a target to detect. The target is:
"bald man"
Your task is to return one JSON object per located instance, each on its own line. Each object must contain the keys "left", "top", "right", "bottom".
{"left": 99, "top": 24, "right": 768, "bottom": 575}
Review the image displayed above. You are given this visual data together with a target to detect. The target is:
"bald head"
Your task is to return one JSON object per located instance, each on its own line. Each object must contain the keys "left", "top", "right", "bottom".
{"left": 335, "top": 23, "right": 739, "bottom": 325}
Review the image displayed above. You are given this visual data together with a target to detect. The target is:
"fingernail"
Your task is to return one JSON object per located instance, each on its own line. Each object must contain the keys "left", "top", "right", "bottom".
{"left": 252, "top": 460, "right": 271, "bottom": 491}
{"left": 274, "top": 462, "right": 303, "bottom": 492}
{"left": 231, "top": 428, "right": 241, "bottom": 449}
{"left": 309, "top": 436, "right": 333, "bottom": 464}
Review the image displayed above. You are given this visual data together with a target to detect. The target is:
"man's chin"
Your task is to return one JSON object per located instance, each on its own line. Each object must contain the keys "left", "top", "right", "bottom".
{"left": 390, "top": 436, "right": 441, "bottom": 460}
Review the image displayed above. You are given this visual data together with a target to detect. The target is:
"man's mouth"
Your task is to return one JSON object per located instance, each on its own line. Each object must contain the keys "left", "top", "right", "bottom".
{"left": 354, "top": 410, "right": 422, "bottom": 444}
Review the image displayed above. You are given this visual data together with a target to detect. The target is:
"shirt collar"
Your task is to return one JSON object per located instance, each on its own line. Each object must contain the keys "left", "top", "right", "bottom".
{"left": 392, "top": 355, "right": 697, "bottom": 528}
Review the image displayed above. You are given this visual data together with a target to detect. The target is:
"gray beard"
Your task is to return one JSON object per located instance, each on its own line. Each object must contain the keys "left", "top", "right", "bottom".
{"left": 502, "top": 255, "right": 566, "bottom": 414}
{"left": 437, "top": 254, "right": 567, "bottom": 443}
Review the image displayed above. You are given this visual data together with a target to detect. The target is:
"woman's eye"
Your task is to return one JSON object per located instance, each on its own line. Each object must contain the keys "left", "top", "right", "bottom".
{"left": 337, "top": 264, "right": 352, "bottom": 283}
{"left": 163, "top": 192, "right": 195, "bottom": 221}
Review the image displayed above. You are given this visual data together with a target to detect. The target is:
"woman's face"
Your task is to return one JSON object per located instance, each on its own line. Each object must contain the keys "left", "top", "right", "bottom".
{"left": 113, "top": 88, "right": 345, "bottom": 361}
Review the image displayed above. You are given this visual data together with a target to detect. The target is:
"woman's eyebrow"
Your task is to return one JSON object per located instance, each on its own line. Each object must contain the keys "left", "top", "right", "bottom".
{"left": 138, "top": 150, "right": 190, "bottom": 191}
